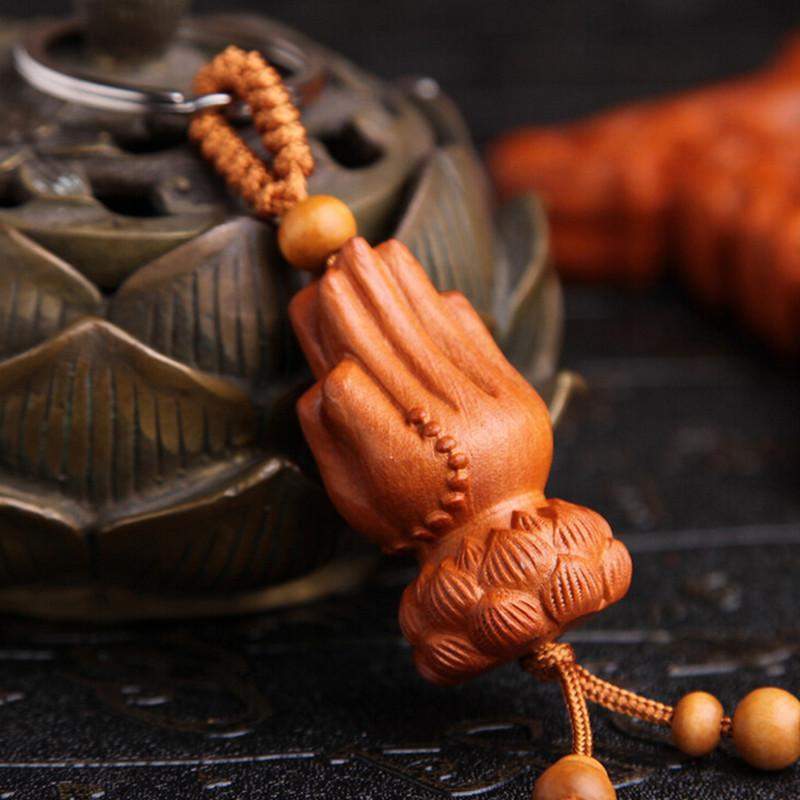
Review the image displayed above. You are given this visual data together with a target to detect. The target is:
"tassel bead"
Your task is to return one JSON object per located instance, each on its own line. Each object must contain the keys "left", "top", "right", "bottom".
{"left": 532, "top": 755, "right": 616, "bottom": 800}
{"left": 671, "top": 691, "right": 724, "bottom": 757}
{"left": 732, "top": 687, "right": 800, "bottom": 771}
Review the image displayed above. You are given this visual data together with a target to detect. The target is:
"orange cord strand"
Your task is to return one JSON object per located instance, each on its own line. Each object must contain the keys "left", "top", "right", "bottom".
{"left": 522, "top": 642, "right": 733, "bottom": 756}
{"left": 560, "top": 662, "right": 594, "bottom": 756}
{"left": 189, "top": 46, "right": 314, "bottom": 218}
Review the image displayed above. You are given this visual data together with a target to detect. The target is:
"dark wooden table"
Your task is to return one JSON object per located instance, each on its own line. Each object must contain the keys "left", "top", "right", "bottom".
{"left": 0, "top": 2, "right": 799, "bottom": 798}
{"left": 0, "top": 284, "right": 797, "bottom": 800}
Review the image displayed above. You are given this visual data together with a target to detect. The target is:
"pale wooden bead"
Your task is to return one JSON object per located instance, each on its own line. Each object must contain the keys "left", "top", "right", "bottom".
{"left": 671, "top": 691, "right": 723, "bottom": 757}
{"left": 278, "top": 195, "right": 357, "bottom": 271}
{"left": 733, "top": 687, "right": 800, "bottom": 770}
{"left": 533, "top": 755, "right": 616, "bottom": 800}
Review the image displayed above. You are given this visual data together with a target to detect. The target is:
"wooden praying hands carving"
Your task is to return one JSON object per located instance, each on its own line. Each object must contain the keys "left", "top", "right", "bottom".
{"left": 289, "top": 238, "right": 632, "bottom": 684}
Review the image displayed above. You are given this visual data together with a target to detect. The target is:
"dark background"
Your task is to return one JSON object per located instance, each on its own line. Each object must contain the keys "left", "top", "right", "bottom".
{"left": 4, "top": 0, "right": 800, "bottom": 142}
{"left": 1, "top": 2, "right": 799, "bottom": 798}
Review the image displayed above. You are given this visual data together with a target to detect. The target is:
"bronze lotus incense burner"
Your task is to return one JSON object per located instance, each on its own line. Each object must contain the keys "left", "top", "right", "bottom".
{"left": 0, "top": 1, "right": 567, "bottom": 620}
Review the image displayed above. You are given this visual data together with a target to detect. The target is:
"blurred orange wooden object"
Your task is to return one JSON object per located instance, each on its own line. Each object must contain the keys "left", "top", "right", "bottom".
{"left": 487, "top": 35, "right": 800, "bottom": 350}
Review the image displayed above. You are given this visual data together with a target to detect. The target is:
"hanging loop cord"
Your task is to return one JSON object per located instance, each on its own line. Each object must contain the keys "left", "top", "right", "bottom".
{"left": 522, "top": 642, "right": 733, "bottom": 757}
{"left": 189, "top": 45, "right": 314, "bottom": 218}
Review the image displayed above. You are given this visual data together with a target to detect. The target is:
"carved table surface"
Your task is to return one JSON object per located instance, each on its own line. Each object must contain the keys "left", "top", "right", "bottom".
{"left": 0, "top": 280, "right": 797, "bottom": 799}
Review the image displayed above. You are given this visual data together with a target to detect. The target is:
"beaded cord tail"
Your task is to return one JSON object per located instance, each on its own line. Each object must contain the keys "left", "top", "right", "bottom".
{"left": 523, "top": 642, "right": 733, "bottom": 757}
{"left": 189, "top": 45, "right": 314, "bottom": 218}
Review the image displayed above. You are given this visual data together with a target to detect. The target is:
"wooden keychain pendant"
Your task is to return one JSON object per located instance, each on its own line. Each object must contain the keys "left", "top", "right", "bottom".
{"left": 191, "top": 46, "right": 800, "bottom": 800}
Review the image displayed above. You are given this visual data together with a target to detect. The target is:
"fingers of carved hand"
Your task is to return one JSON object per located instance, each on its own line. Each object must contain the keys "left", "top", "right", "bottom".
{"left": 297, "top": 380, "right": 391, "bottom": 542}
{"left": 440, "top": 290, "right": 542, "bottom": 398}
{"left": 318, "top": 264, "right": 441, "bottom": 413}
{"left": 290, "top": 237, "right": 555, "bottom": 547}
{"left": 315, "top": 358, "right": 450, "bottom": 549}
{"left": 319, "top": 358, "right": 397, "bottom": 446}
{"left": 370, "top": 240, "right": 538, "bottom": 405}
{"left": 376, "top": 241, "right": 501, "bottom": 397}
{"left": 292, "top": 238, "right": 534, "bottom": 414}
{"left": 289, "top": 283, "right": 329, "bottom": 378}
{"left": 318, "top": 238, "right": 488, "bottom": 411}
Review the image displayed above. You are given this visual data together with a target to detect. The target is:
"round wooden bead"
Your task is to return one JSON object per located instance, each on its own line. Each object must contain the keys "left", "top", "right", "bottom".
{"left": 671, "top": 691, "right": 724, "bottom": 757}
{"left": 278, "top": 195, "right": 357, "bottom": 271}
{"left": 733, "top": 687, "right": 800, "bottom": 770}
{"left": 533, "top": 754, "right": 616, "bottom": 800}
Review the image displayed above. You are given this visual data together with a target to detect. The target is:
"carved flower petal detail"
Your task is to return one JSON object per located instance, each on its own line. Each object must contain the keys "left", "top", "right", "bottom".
{"left": 600, "top": 538, "right": 633, "bottom": 603}
{"left": 97, "top": 458, "right": 342, "bottom": 593}
{"left": 496, "top": 195, "right": 563, "bottom": 388}
{"left": 392, "top": 500, "right": 627, "bottom": 682}
{"left": 110, "top": 217, "right": 295, "bottom": 384}
{"left": 480, "top": 526, "right": 557, "bottom": 590}
{"left": 0, "top": 318, "right": 256, "bottom": 507}
{"left": 0, "top": 455, "right": 344, "bottom": 598}
{"left": 399, "top": 582, "right": 426, "bottom": 643}
{"left": 414, "top": 633, "right": 492, "bottom": 686}
{"left": 0, "top": 491, "right": 88, "bottom": 587}
{"left": 0, "top": 225, "right": 102, "bottom": 360}
{"left": 469, "top": 588, "right": 550, "bottom": 658}
{"left": 454, "top": 535, "right": 485, "bottom": 573}
{"left": 543, "top": 556, "right": 606, "bottom": 626}
{"left": 424, "top": 557, "right": 483, "bottom": 628}
{"left": 395, "top": 146, "right": 495, "bottom": 311}
{"left": 543, "top": 499, "right": 612, "bottom": 557}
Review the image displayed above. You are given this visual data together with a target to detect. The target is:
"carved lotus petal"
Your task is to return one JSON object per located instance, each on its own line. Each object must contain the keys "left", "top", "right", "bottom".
{"left": 600, "top": 538, "right": 634, "bottom": 603}
{"left": 454, "top": 535, "right": 485, "bottom": 573}
{"left": 97, "top": 458, "right": 341, "bottom": 593}
{"left": 497, "top": 195, "right": 563, "bottom": 387}
{"left": 480, "top": 526, "right": 557, "bottom": 590}
{"left": 395, "top": 145, "right": 494, "bottom": 311}
{"left": 545, "top": 499, "right": 612, "bottom": 557}
{"left": 469, "top": 588, "right": 549, "bottom": 658}
{"left": 0, "top": 225, "right": 102, "bottom": 360}
{"left": 0, "top": 318, "right": 256, "bottom": 507}
{"left": 414, "top": 633, "right": 492, "bottom": 686}
{"left": 414, "top": 560, "right": 437, "bottom": 603}
{"left": 0, "top": 492, "right": 87, "bottom": 586}
{"left": 0, "top": 453, "right": 343, "bottom": 600}
{"left": 424, "top": 558, "right": 483, "bottom": 629}
{"left": 544, "top": 556, "right": 606, "bottom": 625}
{"left": 399, "top": 582, "right": 426, "bottom": 643}
{"left": 110, "top": 218, "right": 294, "bottom": 385}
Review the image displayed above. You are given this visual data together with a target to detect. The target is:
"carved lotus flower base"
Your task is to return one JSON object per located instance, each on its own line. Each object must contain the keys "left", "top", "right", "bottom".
{"left": 400, "top": 500, "right": 631, "bottom": 684}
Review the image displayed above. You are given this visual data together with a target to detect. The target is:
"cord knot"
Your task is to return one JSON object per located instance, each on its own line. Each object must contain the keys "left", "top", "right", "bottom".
{"left": 521, "top": 641, "right": 577, "bottom": 682}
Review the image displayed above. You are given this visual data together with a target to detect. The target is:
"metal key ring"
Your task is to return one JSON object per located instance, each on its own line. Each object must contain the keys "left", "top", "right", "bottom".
{"left": 13, "top": 18, "right": 325, "bottom": 117}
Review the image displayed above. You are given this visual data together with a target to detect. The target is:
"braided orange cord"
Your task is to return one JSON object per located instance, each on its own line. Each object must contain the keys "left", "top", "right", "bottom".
{"left": 526, "top": 641, "right": 594, "bottom": 756}
{"left": 560, "top": 662, "right": 594, "bottom": 756}
{"left": 576, "top": 663, "right": 674, "bottom": 726}
{"left": 189, "top": 46, "right": 314, "bottom": 218}
{"left": 522, "top": 642, "right": 733, "bottom": 757}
